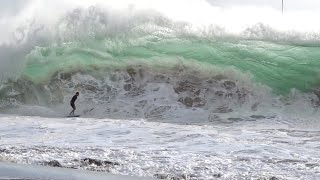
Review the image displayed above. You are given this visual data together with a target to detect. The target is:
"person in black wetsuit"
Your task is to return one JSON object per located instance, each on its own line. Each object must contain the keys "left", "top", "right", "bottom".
{"left": 69, "top": 92, "right": 79, "bottom": 115}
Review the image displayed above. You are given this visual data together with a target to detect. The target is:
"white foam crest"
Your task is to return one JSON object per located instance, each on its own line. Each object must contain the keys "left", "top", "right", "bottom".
{"left": 0, "top": 0, "right": 320, "bottom": 44}
{"left": 2, "top": 0, "right": 320, "bottom": 45}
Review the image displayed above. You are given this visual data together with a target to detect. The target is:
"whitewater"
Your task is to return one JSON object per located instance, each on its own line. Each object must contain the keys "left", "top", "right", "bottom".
{"left": 0, "top": 0, "right": 320, "bottom": 179}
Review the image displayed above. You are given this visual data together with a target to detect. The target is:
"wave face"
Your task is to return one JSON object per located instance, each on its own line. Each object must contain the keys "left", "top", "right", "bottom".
{"left": 1, "top": 2, "right": 320, "bottom": 121}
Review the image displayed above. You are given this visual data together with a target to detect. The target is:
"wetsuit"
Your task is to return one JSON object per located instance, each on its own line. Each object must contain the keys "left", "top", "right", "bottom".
{"left": 70, "top": 95, "right": 78, "bottom": 110}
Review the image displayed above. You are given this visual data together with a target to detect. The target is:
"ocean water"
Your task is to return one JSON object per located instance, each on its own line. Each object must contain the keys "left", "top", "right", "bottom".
{"left": 0, "top": 0, "right": 320, "bottom": 179}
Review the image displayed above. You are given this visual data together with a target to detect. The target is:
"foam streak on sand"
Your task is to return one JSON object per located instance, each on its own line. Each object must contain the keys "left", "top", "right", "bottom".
{"left": 0, "top": 162, "right": 152, "bottom": 180}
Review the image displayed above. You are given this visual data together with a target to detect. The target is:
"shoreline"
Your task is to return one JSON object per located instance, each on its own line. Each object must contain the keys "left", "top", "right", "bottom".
{"left": 0, "top": 162, "right": 153, "bottom": 180}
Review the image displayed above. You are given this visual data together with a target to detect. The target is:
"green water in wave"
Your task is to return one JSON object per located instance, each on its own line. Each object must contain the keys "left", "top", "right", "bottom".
{"left": 23, "top": 38, "right": 320, "bottom": 94}
{"left": 143, "top": 39, "right": 320, "bottom": 94}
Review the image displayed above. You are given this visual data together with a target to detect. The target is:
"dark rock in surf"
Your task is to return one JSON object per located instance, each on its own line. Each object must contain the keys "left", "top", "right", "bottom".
{"left": 269, "top": 177, "right": 279, "bottom": 180}
{"left": 154, "top": 173, "right": 169, "bottom": 179}
{"left": 103, "top": 160, "right": 120, "bottom": 166}
{"left": 82, "top": 158, "right": 103, "bottom": 166}
{"left": 45, "top": 160, "right": 62, "bottom": 167}
{"left": 154, "top": 173, "right": 197, "bottom": 180}
{"left": 81, "top": 158, "right": 120, "bottom": 166}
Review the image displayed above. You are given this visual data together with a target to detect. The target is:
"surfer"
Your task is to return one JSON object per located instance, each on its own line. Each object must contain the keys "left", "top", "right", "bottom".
{"left": 69, "top": 92, "right": 79, "bottom": 115}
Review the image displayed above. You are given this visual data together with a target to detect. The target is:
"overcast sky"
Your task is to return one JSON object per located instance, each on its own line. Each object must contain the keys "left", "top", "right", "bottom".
{"left": 0, "top": 0, "right": 29, "bottom": 16}
{"left": 207, "top": 0, "right": 320, "bottom": 11}
{"left": 1, "top": 0, "right": 320, "bottom": 13}
{"left": 1, "top": 0, "right": 320, "bottom": 17}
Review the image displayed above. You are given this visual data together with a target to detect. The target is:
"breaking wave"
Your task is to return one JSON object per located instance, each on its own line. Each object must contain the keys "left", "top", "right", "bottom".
{"left": 1, "top": 3, "right": 320, "bottom": 121}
